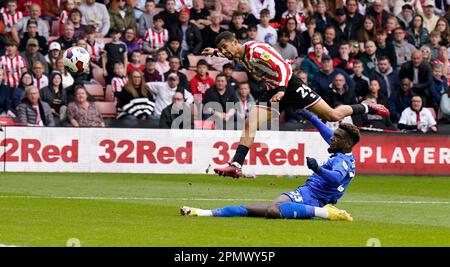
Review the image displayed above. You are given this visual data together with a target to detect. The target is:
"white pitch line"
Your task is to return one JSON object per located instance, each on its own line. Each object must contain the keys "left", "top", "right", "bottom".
{"left": 0, "top": 195, "right": 449, "bottom": 204}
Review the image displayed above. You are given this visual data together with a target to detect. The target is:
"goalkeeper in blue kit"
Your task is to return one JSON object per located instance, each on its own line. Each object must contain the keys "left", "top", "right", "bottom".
{"left": 181, "top": 109, "right": 359, "bottom": 221}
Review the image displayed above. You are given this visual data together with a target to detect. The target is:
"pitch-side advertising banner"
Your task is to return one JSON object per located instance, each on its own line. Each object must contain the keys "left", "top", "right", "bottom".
{"left": 0, "top": 127, "right": 449, "bottom": 175}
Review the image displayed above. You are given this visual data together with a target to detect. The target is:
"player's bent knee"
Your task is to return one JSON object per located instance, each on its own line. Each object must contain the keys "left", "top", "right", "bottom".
{"left": 265, "top": 205, "right": 281, "bottom": 219}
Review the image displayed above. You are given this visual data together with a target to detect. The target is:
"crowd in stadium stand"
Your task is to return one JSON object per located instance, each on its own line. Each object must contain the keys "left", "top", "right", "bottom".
{"left": 0, "top": 0, "right": 450, "bottom": 133}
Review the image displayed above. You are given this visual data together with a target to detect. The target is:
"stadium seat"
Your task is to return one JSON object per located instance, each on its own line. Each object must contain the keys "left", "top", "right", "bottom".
{"left": 94, "top": 102, "right": 117, "bottom": 118}
{"left": 84, "top": 84, "right": 105, "bottom": 101}
{"left": 188, "top": 55, "right": 207, "bottom": 70}
{"left": 232, "top": 71, "right": 248, "bottom": 82}
{"left": 427, "top": 108, "right": 437, "bottom": 120}
{"left": 194, "top": 120, "right": 215, "bottom": 129}
{"left": 209, "top": 70, "right": 220, "bottom": 81}
{"left": 180, "top": 69, "right": 196, "bottom": 81}
{"left": 140, "top": 54, "right": 149, "bottom": 65}
{"left": 92, "top": 67, "right": 106, "bottom": 87}
{"left": 105, "top": 85, "right": 114, "bottom": 102}
{"left": 51, "top": 20, "right": 59, "bottom": 36}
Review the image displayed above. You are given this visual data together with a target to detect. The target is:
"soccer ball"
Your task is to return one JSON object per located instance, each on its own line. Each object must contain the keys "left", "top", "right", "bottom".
{"left": 62, "top": 46, "right": 90, "bottom": 75}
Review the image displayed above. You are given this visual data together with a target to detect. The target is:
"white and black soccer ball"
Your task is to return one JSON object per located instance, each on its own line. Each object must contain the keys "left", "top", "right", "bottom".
{"left": 62, "top": 46, "right": 90, "bottom": 75}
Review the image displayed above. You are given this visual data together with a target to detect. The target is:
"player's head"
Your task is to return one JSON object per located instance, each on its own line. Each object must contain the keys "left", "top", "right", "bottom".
{"left": 328, "top": 123, "right": 360, "bottom": 153}
{"left": 215, "top": 31, "right": 241, "bottom": 60}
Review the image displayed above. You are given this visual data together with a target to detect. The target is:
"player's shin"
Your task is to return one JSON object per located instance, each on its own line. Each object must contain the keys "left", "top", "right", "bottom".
{"left": 211, "top": 205, "right": 248, "bottom": 217}
{"left": 278, "top": 202, "right": 317, "bottom": 219}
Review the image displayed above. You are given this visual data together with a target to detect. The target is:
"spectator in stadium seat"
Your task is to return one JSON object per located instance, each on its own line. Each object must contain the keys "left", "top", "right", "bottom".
{"left": 0, "top": 40, "right": 27, "bottom": 89}
{"left": 222, "top": 63, "right": 238, "bottom": 92}
{"left": 10, "top": 72, "right": 32, "bottom": 115}
{"left": 311, "top": 0, "right": 332, "bottom": 34}
{"left": 69, "top": 8, "right": 87, "bottom": 39}
{"left": 201, "top": 11, "right": 225, "bottom": 51}
{"left": 237, "top": 0, "right": 258, "bottom": 27}
{"left": 214, "top": 0, "right": 239, "bottom": 22}
{"left": 21, "top": 39, "right": 49, "bottom": 74}
{"left": 422, "top": 0, "right": 439, "bottom": 33}
{"left": 127, "top": 51, "right": 145, "bottom": 74}
{"left": 393, "top": 27, "right": 417, "bottom": 70}
{"left": 158, "top": 0, "right": 179, "bottom": 28}
{"left": 426, "top": 30, "right": 442, "bottom": 61}
{"left": 203, "top": 73, "right": 237, "bottom": 124}
{"left": 102, "top": 28, "right": 128, "bottom": 85}
{"left": 235, "top": 81, "right": 255, "bottom": 124}
{"left": 58, "top": 0, "right": 76, "bottom": 36}
{"left": 116, "top": 70, "right": 156, "bottom": 120}
{"left": 356, "top": 16, "right": 377, "bottom": 44}
{"left": 440, "top": 86, "right": 450, "bottom": 121}
{"left": 143, "top": 14, "right": 169, "bottom": 55}
{"left": 396, "top": 4, "right": 414, "bottom": 29}
{"left": 247, "top": 74, "right": 266, "bottom": 101}
{"left": 109, "top": 0, "right": 137, "bottom": 35}
{"left": 279, "top": 0, "right": 306, "bottom": 32}
{"left": 399, "top": 51, "right": 433, "bottom": 105}
{"left": 147, "top": 72, "right": 194, "bottom": 119}
{"left": 434, "top": 18, "right": 450, "bottom": 47}
{"left": 40, "top": 72, "right": 67, "bottom": 125}
{"left": 228, "top": 11, "right": 248, "bottom": 44}
{"left": 331, "top": 8, "right": 351, "bottom": 43}
{"left": 122, "top": 27, "right": 143, "bottom": 56}
{"left": 407, "top": 14, "right": 429, "bottom": 50}
{"left": 155, "top": 48, "right": 170, "bottom": 75}
{"left": 174, "top": 0, "right": 193, "bottom": 11}
{"left": 345, "top": 0, "right": 364, "bottom": 40}
{"left": 433, "top": 46, "right": 450, "bottom": 81}
{"left": 31, "top": 61, "right": 49, "bottom": 90}
{"left": 56, "top": 23, "right": 78, "bottom": 51}
{"left": 359, "top": 40, "right": 378, "bottom": 76}
{"left": 169, "top": 8, "right": 203, "bottom": 59}
{"left": 111, "top": 62, "right": 128, "bottom": 97}
{"left": 300, "top": 42, "right": 324, "bottom": 83}
{"left": 360, "top": 79, "right": 396, "bottom": 130}
{"left": 241, "top": 24, "right": 258, "bottom": 43}
{"left": 323, "top": 26, "right": 339, "bottom": 58}
{"left": 79, "top": 0, "right": 110, "bottom": 37}
{"left": 18, "top": 19, "right": 48, "bottom": 55}
{"left": 311, "top": 55, "right": 355, "bottom": 97}
{"left": 398, "top": 95, "right": 437, "bottom": 133}
{"left": 389, "top": 77, "right": 416, "bottom": 122}
{"left": 143, "top": 56, "right": 163, "bottom": 82}
{"left": 2, "top": 0, "right": 24, "bottom": 35}
{"left": 249, "top": 0, "right": 275, "bottom": 20}
{"left": 190, "top": 59, "right": 215, "bottom": 102}
{"left": 138, "top": 0, "right": 156, "bottom": 37}
{"left": 46, "top": 43, "right": 61, "bottom": 73}
{"left": 11, "top": 3, "right": 49, "bottom": 43}
{"left": 189, "top": 0, "right": 210, "bottom": 31}
{"left": 420, "top": 45, "right": 432, "bottom": 64}
{"left": 166, "top": 37, "right": 184, "bottom": 65}
{"left": 365, "top": 0, "right": 389, "bottom": 29}
{"left": 163, "top": 56, "right": 189, "bottom": 91}
{"left": 273, "top": 30, "right": 298, "bottom": 68}
{"left": 298, "top": 17, "right": 314, "bottom": 56}
{"left": 375, "top": 29, "right": 397, "bottom": 69}
{"left": 371, "top": 56, "right": 400, "bottom": 99}
{"left": 16, "top": 86, "right": 55, "bottom": 126}
{"left": 255, "top": 8, "right": 277, "bottom": 46}
{"left": 0, "top": 69, "right": 14, "bottom": 117}
{"left": 85, "top": 25, "right": 105, "bottom": 66}
{"left": 67, "top": 85, "right": 105, "bottom": 127}
{"left": 351, "top": 59, "right": 370, "bottom": 102}
{"left": 333, "top": 42, "right": 355, "bottom": 75}
{"left": 429, "top": 62, "right": 448, "bottom": 109}
{"left": 159, "top": 91, "right": 193, "bottom": 129}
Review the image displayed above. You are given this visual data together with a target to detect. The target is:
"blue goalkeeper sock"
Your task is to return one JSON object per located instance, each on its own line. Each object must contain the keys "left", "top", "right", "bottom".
{"left": 211, "top": 205, "right": 248, "bottom": 217}
{"left": 279, "top": 202, "right": 315, "bottom": 219}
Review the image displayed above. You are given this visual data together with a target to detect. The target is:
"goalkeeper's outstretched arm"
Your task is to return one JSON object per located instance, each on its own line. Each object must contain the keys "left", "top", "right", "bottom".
{"left": 298, "top": 109, "right": 333, "bottom": 145}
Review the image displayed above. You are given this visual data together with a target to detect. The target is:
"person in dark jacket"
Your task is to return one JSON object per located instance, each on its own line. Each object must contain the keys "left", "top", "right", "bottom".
{"left": 0, "top": 69, "right": 13, "bottom": 116}
{"left": 16, "top": 86, "right": 55, "bottom": 126}
{"left": 311, "top": 55, "right": 355, "bottom": 97}
{"left": 40, "top": 72, "right": 67, "bottom": 125}
{"left": 11, "top": 72, "right": 33, "bottom": 115}
{"left": 370, "top": 56, "right": 400, "bottom": 98}
{"left": 429, "top": 62, "right": 448, "bottom": 108}
{"left": 159, "top": 91, "right": 193, "bottom": 129}
{"left": 399, "top": 51, "right": 433, "bottom": 104}
{"left": 18, "top": 19, "right": 48, "bottom": 55}
{"left": 360, "top": 79, "right": 396, "bottom": 130}
{"left": 389, "top": 77, "right": 416, "bottom": 122}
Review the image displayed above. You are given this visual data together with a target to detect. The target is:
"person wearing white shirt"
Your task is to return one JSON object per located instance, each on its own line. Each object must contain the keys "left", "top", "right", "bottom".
{"left": 398, "top": 95, "right": 438, "bottom": 133}
{"left": 255, "top": 9, "right": 277, "bottom": 46}
{"left": 249, "top": 0, "right": 275, "bottom": 20}
{"left": 421, "top": 0, "right": 439, "bottom": 33}
{"left": 146, "top": 73, "right": 193, "bottom": 119}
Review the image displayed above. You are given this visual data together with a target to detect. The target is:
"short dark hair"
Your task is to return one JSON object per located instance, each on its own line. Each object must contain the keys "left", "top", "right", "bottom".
{"left": 238, "top": 81, "right": 249, "bottom": 87}
{"left": 169, "top": 36, "right": 181, "bottom": 43}
{"left": 27, "top": 19, "right": 38, "bottom": 26}
{"left": 216, "top": 73, "right": 227, "bottom": 80}
{"left": 232, "top": 11, "right": 244, "bottom": 18}
{"left": 215, "top": 31, "right": 236, "bottom": 47}
{"left": 197, "top": 59, "right": 209, "bottom": 68}
{"left": 339, "top": 123, "right": 360, "bottom": 145}
{"left": 378, "top": 56, "right": 390, "bottom": 63}
{"left": 278, "top": 30, "right": 290, "bottom": 39}
{"left": 153, "top": 14, "right": 164, "bottom": 22}
{"left": 69, "top": 8, "right": 82, "bottom": 18}
{"left": 84, "top": 25, "right": 96, "bottom": 34}
{"left": 223, "top": 63, "right": 235, "bottom": 70}
{"left": 260, "top": 8, "right": 270, "bottom": 16}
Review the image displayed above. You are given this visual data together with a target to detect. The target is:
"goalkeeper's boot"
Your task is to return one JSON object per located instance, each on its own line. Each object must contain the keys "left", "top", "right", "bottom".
{"left": 324, "top": 204, "right": 353, "bottom": 222}
{"left": 180, "top": 206, "right": 202, "bottom": 216}
{"left": 214, "top": 162, "right": 242, "bottom": 179}
{"left": 368, "top": 103, "right": 390, "bottom": 117}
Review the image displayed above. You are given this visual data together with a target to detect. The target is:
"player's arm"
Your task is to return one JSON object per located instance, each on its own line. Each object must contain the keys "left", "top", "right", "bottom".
{"left": 306, "top": 157, "right": 347, "bottom": 184}
{"left": 201, "top": 47, "right": 226, "bottom": 58}
{"left": 298, "top": 109, "right": 333, "bottom": 144}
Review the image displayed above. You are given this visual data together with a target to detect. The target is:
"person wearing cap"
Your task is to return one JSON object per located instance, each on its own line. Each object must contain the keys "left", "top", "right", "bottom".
{"left": 146, "top": 72, "right": 194, "bottom": 119}
{"left": 109, "top": 0, "right": 137, "bottom": 35}
{"left": 331, "top": 7, "right": 351, "bottom": 42}
{"left": 393, "top": 1, "right": 423, "bottom": 16}
{"left": 397, "top": 4, "right": 414, "bottom": 29}
{"left": 20, "top": 38, "right": 49, "bottom": 74}
{"left": 169, "top": 7, "right": 203, "bottom": 60}
{"left": 422, "top": 0, "right": 439, "bottom": 33}
{"left": 45, "top": 42, "right": 62, "bottom": 72}
{"left": 18, "top": 18, "right": 49, "bottom": 55}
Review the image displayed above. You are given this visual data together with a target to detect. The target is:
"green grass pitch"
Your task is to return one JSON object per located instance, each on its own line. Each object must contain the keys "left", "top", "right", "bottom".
{"left": 0, "top": 172, "right": 449, "bottom": 247}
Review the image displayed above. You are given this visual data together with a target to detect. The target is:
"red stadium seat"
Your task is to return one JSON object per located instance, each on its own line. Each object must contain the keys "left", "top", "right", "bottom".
{"left": 94, "top": 102, "right": 117, "bottom": 118}
{"left": 180, "top": 69, "right": 196, "bottom": 81}
{"left": 208, "top": 70, "right": 220, "bottom": 81}
{"left": 105, "top": 85, "right": 114, "bottom": 102}
{"left": 188, "top": 55, "right": 207, "bottom": 70}
{"left": 84, "top": 84, "right": 105, "bottom": 101}
{"left": 92, "top": 67, "right": 106, "bottom": 87}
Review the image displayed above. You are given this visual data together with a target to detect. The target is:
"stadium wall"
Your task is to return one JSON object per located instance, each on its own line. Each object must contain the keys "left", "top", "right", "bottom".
{"left": 1, "top": 127, "right": 449, "bottom": 175}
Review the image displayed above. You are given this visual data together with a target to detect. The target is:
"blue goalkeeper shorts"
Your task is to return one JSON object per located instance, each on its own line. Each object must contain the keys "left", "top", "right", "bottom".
{"left": 283, "top": 186, "right": 325, "bottom": 207}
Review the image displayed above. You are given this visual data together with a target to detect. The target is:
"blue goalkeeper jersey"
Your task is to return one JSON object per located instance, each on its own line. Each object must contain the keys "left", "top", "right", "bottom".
{"left": 304, "top": 152, "right": 356, "bottom": 205}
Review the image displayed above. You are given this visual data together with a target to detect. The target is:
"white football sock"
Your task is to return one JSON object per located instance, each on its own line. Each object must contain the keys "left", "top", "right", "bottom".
{"left": 314, "top": 207, "right": 328, "bottom": 219}
{"left": 197, "top": 209, "right": 213, "bottom": 216}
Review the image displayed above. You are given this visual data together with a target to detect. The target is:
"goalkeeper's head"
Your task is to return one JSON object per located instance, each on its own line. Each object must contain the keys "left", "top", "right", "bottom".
{"left": 328, "top": 123, "right": 360, "bottom": 154}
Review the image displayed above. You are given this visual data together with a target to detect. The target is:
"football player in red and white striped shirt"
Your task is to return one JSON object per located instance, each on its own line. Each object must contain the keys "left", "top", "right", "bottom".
{"left": 0, "top": 40, "right": 27, "bottom": 88}
{"left": 2, "top": 0, "right": 23, "bottom": 32}
{"left": 203, "top": 31, "right": 390, "bottom": 178}
{"left": 143, "top": 14, "right": 169, "bottom": 54}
